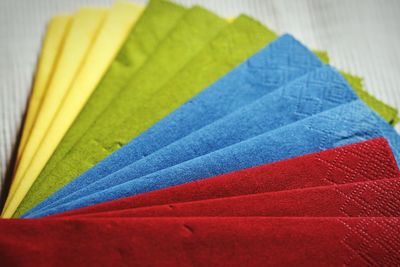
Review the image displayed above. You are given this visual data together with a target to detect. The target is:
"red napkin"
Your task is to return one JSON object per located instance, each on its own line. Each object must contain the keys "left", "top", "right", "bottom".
{"left": 54, "top": 138, "right": 399, "bottom": 218}
{"left": 85, "top": 178, "right": 400, "bottom": 218}
{"left": 0, "top": 217, "right": 399, "bottom": 266}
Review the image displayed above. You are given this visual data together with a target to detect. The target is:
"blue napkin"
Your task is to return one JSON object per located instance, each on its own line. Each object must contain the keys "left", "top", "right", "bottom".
{"left": 24, "top": 34, "right": 323, "bottom": 216}
{"left": 30, "top": 65, "right": 357, "bottom": 214}
{"left": 28, "top": 100, "right": 400, "bottom": 217}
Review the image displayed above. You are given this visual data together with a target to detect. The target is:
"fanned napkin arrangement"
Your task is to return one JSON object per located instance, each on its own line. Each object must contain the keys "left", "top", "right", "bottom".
{"left": 1, "top": 0, "right": 400, "bottom": 265}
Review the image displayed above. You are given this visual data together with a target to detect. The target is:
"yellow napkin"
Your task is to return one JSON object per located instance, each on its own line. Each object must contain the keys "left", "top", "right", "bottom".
{"left": 3, "top": 2, "right": 143, "bottom": 217}
{"left": 3, "top": 8, "right": 108, "bottom": 215}
{"left": 15, "top": 15, "right": 71, "bottom": 167}
{"left": 35, "top": 2, "right": 143, "bottom": 178}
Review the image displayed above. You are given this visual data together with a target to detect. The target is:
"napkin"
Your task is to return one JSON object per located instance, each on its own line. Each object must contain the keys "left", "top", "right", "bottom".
{"left": 8, "top": 2, "right": 144, "bottom": 212}
{"left": 15, "top": 15, "right": 71, "bottom": 166}
{"left": 34, "top": 65, "right": 358, "bottom": 212}
{"left": 0, "top": 217, "right": 399, "bottom": 266}
{"left": 31, "top": 34, "right": 324, "bottom": 213}
{"left": 15, "top": 15, "right": 276, "bottom": 217}
{"left": 92, "top": 178, "right": 400, "bottom": 218}
{"left": 9, "top": 0, "right": 189, "bottom": 218}
{"left": 3, "top": 8, "right": 108, "bottom": 215}
{"left": 49, "top": 138, "right": 398, "bottom": 218}
{"left": 32, "top": 100, "right": 400, "bottom": 217}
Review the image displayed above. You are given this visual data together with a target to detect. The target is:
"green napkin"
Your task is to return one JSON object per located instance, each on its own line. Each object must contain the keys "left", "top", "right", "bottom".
{"left": 314, "top": 50, "right": 330, "bottom": 64}
{"left": 15, "top": 3, "right": 228, "bottom": 216}
{"left": 315, "top": 50, "right": 399, "bottom": 123}
{"left": 342, "top": 73, "right": 399, "bottom": 124}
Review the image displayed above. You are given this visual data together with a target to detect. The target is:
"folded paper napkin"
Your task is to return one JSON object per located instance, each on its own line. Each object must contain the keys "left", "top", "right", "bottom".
{"left": 0, "top": 217, "right": 399, "bottom": 266}
{"left": 51, "top": 138, "right": 399, "bottom": 218}
{"left": 16, "top": 14, "right": 276, "bottom": 218}
{"left": 31, "top": 65, "right": 358, "bottom": 214}
{"left": 29, "top": 34, "right": 325, "bottom": 214}
{"left": 28, "top": 100, "right": 400, "bottom": 217}
{"left": 90, "top": 178, "right": 400, "bottom": 217}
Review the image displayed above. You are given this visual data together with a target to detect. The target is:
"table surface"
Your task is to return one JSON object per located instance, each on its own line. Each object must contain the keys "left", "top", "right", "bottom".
{"left": 1, "top": 0, "right": 399, "bottom": 194}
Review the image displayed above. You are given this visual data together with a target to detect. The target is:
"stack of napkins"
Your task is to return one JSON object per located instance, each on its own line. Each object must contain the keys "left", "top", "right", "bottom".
{"left": 1, "top": 0, "right": 400, "bottom": 265}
